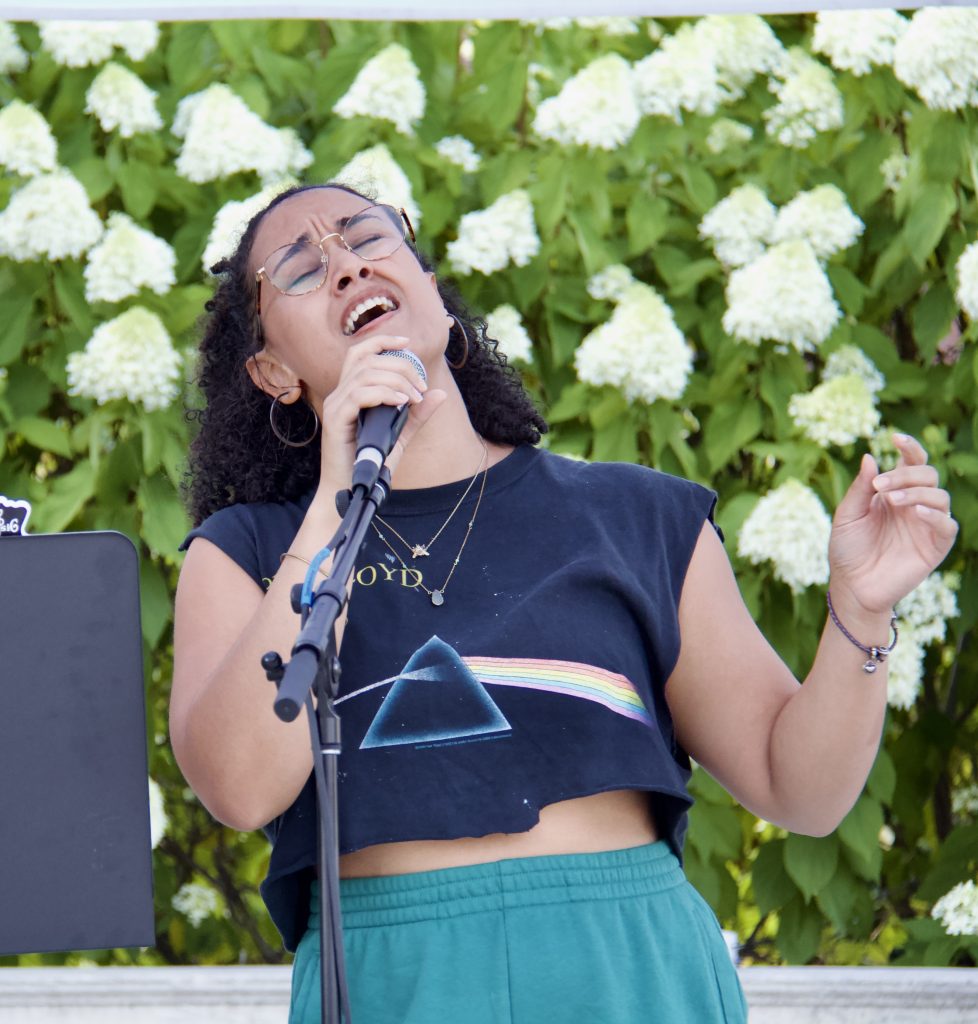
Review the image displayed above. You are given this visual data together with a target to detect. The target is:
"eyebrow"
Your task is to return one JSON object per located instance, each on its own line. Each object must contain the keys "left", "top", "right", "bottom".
{"left": 268, "top": 207, "right": 386, "bottom": 265}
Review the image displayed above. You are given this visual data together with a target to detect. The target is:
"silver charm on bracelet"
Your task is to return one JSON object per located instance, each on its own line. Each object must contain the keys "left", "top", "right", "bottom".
{"left": 826, "top": 591, "right": 899, "bottom": 673}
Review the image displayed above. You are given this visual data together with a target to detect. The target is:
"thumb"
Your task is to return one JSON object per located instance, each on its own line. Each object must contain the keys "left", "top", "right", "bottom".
{"left": 834, "top": 452, "right": 878, "bottom": 525}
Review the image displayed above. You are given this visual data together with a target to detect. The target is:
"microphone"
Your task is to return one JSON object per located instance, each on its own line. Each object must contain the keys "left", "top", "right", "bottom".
{"left": 351, "top": 349, "right": 427, "bottom": 494}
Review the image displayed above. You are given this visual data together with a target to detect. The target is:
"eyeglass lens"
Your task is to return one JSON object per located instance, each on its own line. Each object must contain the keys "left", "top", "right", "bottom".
{"left": 265, "top": 204, "right": 406, "bottom": 296}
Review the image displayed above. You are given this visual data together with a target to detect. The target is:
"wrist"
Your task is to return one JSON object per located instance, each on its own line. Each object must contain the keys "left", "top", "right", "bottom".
{"left": 826, "top": 588, "right": 899, "bottom": 675}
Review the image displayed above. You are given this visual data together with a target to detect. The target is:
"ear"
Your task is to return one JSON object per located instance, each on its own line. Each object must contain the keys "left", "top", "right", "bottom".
{"left": 245, "top": 350, "right": 302, "bottom": 403}
{"left": 427, "top": 272, "right": 439, "bottom": 293}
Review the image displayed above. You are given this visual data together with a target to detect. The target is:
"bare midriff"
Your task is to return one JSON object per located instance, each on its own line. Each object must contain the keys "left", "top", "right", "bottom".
{"left": 338, "top": 789, "right": 659, "bottom": 878}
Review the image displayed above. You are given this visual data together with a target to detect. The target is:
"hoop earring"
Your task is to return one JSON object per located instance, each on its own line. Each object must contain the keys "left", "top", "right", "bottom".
{"left": 269, "top": 390, "right": 320, "bottom": 448}
{"left": 446, "top": 313, "right": 470, "bottom": 371}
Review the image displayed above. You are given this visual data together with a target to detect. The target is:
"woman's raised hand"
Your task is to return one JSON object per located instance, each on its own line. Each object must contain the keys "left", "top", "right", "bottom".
{"left": 316, "top": 334, "right": 447, "bottom": 499}
{"left": 827, "top": 434, "right": 957, "bottom": 617}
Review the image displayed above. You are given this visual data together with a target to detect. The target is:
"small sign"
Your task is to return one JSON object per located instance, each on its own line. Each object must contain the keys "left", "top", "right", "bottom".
{"left": 0, "top": 496, "right": 31, "bottom": 537}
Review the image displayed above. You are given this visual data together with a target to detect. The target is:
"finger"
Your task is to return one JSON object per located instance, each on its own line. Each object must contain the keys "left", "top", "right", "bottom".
{"left": 348, "top": 334, "right": 411, "bottom": 359}
{"left": 892, "top": 432, "right": 928, "bottom": 468}
{"left": 874, "top": 465, "right": 939, "bottom": 492}
{"left": 913, "top": 503, "right": 959, "bottom": 541}
{"left": 879, "top": 486, "right": 951, "bottom": 512}
{"left": 834, "top": 452, "right": 879, "bottom": 525}
{"left": 332, "top": 369, "right": 426, "bottom": 407}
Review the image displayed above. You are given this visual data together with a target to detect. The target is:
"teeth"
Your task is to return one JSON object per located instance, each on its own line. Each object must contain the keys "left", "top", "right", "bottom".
{"left": 344, "top": 295, "right": 396, "bottom": 335}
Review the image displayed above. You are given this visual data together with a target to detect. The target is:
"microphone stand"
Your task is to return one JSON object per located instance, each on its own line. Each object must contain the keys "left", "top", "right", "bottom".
{"left": 262, "top": 467, "right": 392, "bottom": 1024}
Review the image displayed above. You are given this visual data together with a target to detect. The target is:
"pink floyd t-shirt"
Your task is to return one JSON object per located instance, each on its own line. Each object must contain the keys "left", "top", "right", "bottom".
{"left": 183, "top": 445, "right": 720, "bottom": 949}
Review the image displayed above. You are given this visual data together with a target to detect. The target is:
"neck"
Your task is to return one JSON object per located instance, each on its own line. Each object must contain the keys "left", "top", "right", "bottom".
{"left": 390, "top": 368, "right": 510, "bottom": 489}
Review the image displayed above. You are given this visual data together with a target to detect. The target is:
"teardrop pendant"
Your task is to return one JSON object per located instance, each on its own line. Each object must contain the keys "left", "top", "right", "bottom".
{"left": 430, "top": 589, "right": 445, "bottom": 607}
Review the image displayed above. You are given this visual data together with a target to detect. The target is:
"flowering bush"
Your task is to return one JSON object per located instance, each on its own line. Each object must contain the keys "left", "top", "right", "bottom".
{"left": 1, "top": 14, "right": 975, "bottom": 971}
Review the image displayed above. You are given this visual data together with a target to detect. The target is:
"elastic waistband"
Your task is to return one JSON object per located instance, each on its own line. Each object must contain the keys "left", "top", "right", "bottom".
{"left": 316, "top": 842, "right": 684, "bottom": 930}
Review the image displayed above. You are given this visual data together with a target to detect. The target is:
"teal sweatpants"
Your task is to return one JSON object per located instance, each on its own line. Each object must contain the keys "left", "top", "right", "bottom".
{"left": 290, "top": 842, "right": 747, "bottom": 1023}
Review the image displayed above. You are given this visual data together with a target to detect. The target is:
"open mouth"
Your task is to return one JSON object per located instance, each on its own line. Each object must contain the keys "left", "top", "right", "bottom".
{"left": 344, "top": 295, "right": 399, "bottom": 336}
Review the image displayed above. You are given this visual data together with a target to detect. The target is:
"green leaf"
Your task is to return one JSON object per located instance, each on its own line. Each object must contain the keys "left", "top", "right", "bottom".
{"left": 30, "top": 462, "right": 97, "bottom": 534}
{"left": 687, "top": 800, "right": 742, "bottom": 862}
{"left": 678, "top": 163, "right": 717, "bottom": 214}
{"left": 776, "top": 894, "right": 823, "bottom": 964}
{"left": 116, "top": 163, "right": 159, "bottom": 221}
{"left": 138, "top": 474, "right": 191, "bottom": 558}
{"left": 70, "top": 156, "right": 115, "bottom": 203}
{"left": 588, "top": 390, "right": 628, "bottom": 430}
{"left": 816, "top": 859, "right": 874, "bottom": 937}
{"left": 866, "top": 746, "right": 896, "bottom": 804}
{"left": 625, "top": 193, "right": 670, "bottom": 255}
{"left": 901, "top": 182, "right": 956, "bottom": 269}
{"left": 752, "top": 839, "right": 797, "bottom": 915}
{"left": 837, "top": 795, "right": 884, "bottom": 879}
{"left": 139, "top": 557, "right": 172, "bottom": 648}
{"left": 703, "top": 401, "right": 763, "bottom": 474}
{"left": 912, "top": 283, "right": 957, "bottom": 362}
{"left": 54, "top": 267, "right": 94, "bottom": 336}
{"left": 826, "top": 265, "right": 867, "bottom": 317}
{"left": 546, "top": 381, "right": 590, "bottom": 423}
{"left": 14, "top": 416, "right": 72, "bottom": 458}
{"left": 0, "top": 290, "right": 33, "bottom": 366}
{"left": 784, "top": 832, "right": 839, "bottom": 901}
{"left": 590, "top": 413, "right": 639, "bottom": 463}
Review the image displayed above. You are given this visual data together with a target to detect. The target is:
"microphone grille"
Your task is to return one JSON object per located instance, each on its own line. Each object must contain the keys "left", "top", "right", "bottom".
{"left": 380, "top": 348, "right": 427, "bottom": 384}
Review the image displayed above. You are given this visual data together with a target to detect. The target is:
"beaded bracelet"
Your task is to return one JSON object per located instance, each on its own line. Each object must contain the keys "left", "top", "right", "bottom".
{"left": 826, "top": 590, "right": 899, "bottom": 674}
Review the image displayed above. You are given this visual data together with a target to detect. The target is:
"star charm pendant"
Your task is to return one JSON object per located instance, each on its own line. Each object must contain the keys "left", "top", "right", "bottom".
{"left": 411, "top": 544, "right": 430, "bottom": 558}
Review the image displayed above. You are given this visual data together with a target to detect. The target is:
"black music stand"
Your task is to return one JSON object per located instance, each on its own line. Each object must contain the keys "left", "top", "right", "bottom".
{"left": 0, "top": 530, "right": 155, "bottom": 955}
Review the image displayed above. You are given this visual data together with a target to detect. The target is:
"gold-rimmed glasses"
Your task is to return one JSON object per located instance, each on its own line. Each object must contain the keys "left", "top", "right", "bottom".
{"left": 254, "top": 203, "right": 415, "bottom": 316}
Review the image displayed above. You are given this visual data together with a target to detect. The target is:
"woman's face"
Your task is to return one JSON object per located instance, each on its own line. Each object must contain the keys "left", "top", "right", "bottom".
{"left": 247, "top": 187, "right": 450, "bottom": 408}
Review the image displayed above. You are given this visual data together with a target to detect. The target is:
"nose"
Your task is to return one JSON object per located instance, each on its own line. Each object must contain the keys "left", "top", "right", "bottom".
{"left": 324, "top": 237, "right": 372, "bottom": 294}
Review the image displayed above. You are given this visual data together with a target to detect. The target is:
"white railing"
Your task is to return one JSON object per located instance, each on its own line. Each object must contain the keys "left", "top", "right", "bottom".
{"left": 1, "top": 965, "right": 978, "bottom": 1023}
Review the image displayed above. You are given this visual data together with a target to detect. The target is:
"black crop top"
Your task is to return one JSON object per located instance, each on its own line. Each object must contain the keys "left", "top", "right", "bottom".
{"left": 182, "top": 445, "right": 720, "bottom": 949}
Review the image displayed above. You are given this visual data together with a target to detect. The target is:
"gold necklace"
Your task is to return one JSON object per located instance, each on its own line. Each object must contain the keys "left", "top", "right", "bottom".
{"left": 370, "top": 450, "right": 490, "bottom": 607}
{"left": 374, "top": 441, "right": 488, "bottom": 559}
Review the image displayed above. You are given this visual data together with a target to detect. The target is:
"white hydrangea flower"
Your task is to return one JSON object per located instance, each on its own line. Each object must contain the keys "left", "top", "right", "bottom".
{"left": 84, "top": 212, "right": 176, "bottom": 303}
{"left": 202, "top": 179, "right": 296, "bottom": 274}
{"left": 85, "top": 63, "right": 162, "bottom": 138}
{"left": 335, "top": 145, "right": 421, "bottom": 229}
{"left": 534, "top": 54, "right": 640, "bottom": 151}
{"left": 705, "top": 118, "right": 753, "bottom": 154}
{"left": 880, "top": 151, "right": 910, "bottom": 194}
{"left": 634, "top": 23, "right": 725, "bottom": 122}
{"left": 771, "top": 185, "right": 865, "bottom": 261}
{"left": 955, "top": 241, "right": 978, "bottom": 321}
{"left": 0, "top": 22, "right": 28, "bottom": 74}
{"left": 112, "top": 21, "right": 160, "bottom": 61}
{"left": 634, "top": 16, "right": 782, "bottom": 124}
{"left": 812, "top": 10, "right": 908, "bottom": 76}
{"left": 0, "top": 169, "right": 103, "bottom": 261}
{"left": 587, "top": 264, "right": 635, "bottom": 302}
{"left": 574, "top": 282, "right": 693, "bottom": 404}
{"left": 39, "top": 21, "right": 158, "bottom": 68}
{"left": 869, "top": 427, "right": 900, "bottom": 471}
{"left": 172, "top": 881, "right": 222, "bottom": 928}
{"left": 893, "top": 8, "right": 978, "bottom": 111}
{"left": 788, "top": 375, "right": 881, "bottom": 447}
{"left": 67, "top": 307, "right": 182, "bottom": 412}
{"left": 333, "top": 43, "right": 425, "bottom": 136}
{"left": 173, "top": 84, "right": 312, "bottom": 184}
{"left": 886, "top": 627, "right": 925, "bottom": 709}
{"left": 696, "top": 15, "right": 785, "bottom": 97}
{"left": 148, "top": 777, "right": 167, "bottom": 849}
{"left": 723, "top": 240, "right": 841, "bottom": 352}
{"left": 823, "top": 345, "right": 885, "bottom": 395}
{"left": 896, "top": 572, "right": 960, "bottom": 645}
{"left": 447, "top": 190, "right": 540, "bottom": 276}
{"left": 932, "top": 880, "right": 978, "bottom": 936}
{"left": 700, "top": 184, "right": 777, "bottom": 267}
{"left": 575, "top": 18, "right": 639, "bottom": 36}
{"left": 434, "top": 135, "right": 481, "bottom": 173}
{"left": 0, "top": 100, "right": 57, "bottom": 177}
{"left": 764, "top": 48, "right": 844, "bottom": 148}
{"left": 737, "top": 479, "right": 831, "bottom": 593}
{"left": 952, "top": 785, "right": 978, "bottom": 818}
{"left": 486, "top": 304, "right": 533, "bottom": 363}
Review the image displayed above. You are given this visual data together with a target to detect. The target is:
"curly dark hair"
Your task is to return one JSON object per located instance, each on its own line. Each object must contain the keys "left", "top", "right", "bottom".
{"left": 186, "top": 183, "right": 547, "bottom": 525}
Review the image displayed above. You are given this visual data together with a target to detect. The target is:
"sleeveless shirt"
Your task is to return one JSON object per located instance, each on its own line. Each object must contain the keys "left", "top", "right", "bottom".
{"left": 182, "top": 445, "right": 720, "bottom": 949}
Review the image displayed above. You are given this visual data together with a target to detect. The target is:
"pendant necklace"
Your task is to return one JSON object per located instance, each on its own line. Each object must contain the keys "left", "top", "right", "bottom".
{"left": 374, "top": 441, "right": 488, "bottom": 559}
{"left": 370, "top": 440, "right": 489, "bottom": 607}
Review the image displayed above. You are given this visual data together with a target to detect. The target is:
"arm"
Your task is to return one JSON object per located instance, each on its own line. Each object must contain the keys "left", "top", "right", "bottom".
{"left": 169, "top": 335, "right": 442, "bottom": 831}
{"left": 665, "top": 435, "right": 957, "bottom": 835}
